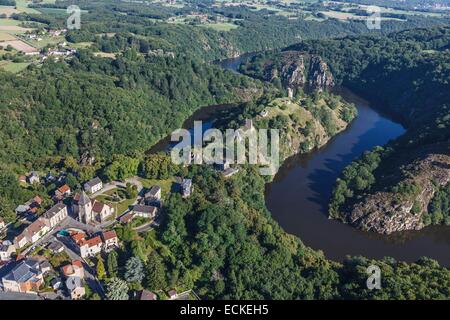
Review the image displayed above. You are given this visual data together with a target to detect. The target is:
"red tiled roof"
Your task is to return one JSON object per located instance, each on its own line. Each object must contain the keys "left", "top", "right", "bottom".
{"left": 80, "top": 235, "right": 102, "bottom": 248}
{"left": 71, "top": 232, "right": 86, "bottom": 244}
{"left": 57, "top": 184, "right": 70, "bottom": 194}
{"left": 33, "top": 196, "right": 42, "bottom": 205}
{"left": 119, "top": 212, "right": 135, "bottom": 223}
{"left": 19, "top": 175, "right": 26, "bottom": 182}
{"left": 102, "top": 230, "right": 117, "bottom": 241}
{"left": 61, "top": 264, "right": 74, "bottom": 276}
{"left": 72, "top": 260, "right": 83, "bottom": 268}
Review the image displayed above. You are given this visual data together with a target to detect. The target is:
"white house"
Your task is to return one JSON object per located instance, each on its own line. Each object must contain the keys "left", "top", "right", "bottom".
{"left": 43, "top": 203, "right": 68, "bottom": 228}
{"left": 14, "top": 218, "right": 50, "bottom": 249}
{"left": 83, "top": 177, "right": 103, "bottom": 194}
{"left": 101, "top": 230, "right": 119, "bottom": 251}
{"left": 132, "top": 205, "right": 158, "bottom": 219}
{"left": 0, "top": 242, "right": 15, "bottom": 261}
{"left": 27, "top": 172, "right": 40, "bottom": 184}
{"left": 145, "top": 186, "right": 161, "bottom": 201}
{"left": 78, "top": 235, "right": 103, "bottom": 258}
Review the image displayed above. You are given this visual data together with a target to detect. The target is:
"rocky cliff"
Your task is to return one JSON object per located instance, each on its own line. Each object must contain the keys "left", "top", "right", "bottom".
{"left": 342, "top": 144, "right": 450, "bottom": 234}
{"left": 263, "top": 51, "right": 335, "bottom": 91}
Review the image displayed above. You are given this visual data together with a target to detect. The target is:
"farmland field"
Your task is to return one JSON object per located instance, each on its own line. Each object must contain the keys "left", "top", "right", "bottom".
{"left": 0, "top": 32, "right": 16, "bottom": 41}
{"left": 0, "top": 6, "right": 20, "bottom": 17}
{"left": 0, "top": 40, "right": 38, "bottom": 53}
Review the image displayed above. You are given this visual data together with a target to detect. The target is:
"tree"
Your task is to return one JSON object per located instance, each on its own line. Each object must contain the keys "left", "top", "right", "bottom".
{"left": 96, "top": 256, "right": 106, "bottom": 280}
{"left": 107, "top": 251, "right": 119, "bottom": 278}
{"left": 0, "top": 196, "right": 15, "bottom": 223}
{"left": 124, "top": 256, "right": 145, "bottom": 284}
{"left": 65, "top": 173, "right": 79, "bottom": 190}
{"left": 145, "top": 252, "right": 167, "bottom": 291}
{"left": 105, "top": 277, "right": 129, "bottom": 300}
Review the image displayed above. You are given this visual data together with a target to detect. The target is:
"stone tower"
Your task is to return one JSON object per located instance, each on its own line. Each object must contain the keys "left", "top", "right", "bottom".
{"left": 78, "top": 191, "right": 93, "bottom": 224}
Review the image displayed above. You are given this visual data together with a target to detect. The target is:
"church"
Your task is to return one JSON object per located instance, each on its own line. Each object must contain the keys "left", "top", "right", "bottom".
{"left": 72, "top": 191, "right": 114, "bottom": 224}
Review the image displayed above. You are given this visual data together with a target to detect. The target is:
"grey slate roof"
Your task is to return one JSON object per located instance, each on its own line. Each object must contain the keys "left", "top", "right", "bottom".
{"left": 3, "top": 259, "right": 41, "bottom": 283}
{"left": 78, "top": 191, "right": 91, "bottom": 206}
{"left": 66, "top": 276, "right": 82, "bottom": 290}
{"left": 43, "top": 203, "right": 66, "bottom": 219}
{"left": 85, "top": 177, "right": 102, "bottom": 188}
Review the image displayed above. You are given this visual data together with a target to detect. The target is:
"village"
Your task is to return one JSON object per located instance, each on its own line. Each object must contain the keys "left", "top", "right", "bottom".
{"left": 0, "top": 168, "right": 198, "bottom": 300}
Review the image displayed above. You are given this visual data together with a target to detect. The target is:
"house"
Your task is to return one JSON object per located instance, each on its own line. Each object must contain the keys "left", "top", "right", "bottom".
{"left": 15, "top": 196, "right": 42, "bottom": 216}
{"left": 39, "top": 260, "right": 52, "bottom": 274}
{"left": 145, "top": 186, "right": 161, "bottom": 202}
{"left": 55, "top": 184, "right": 71, "bottom": 198}
{"left": 27, "top": 172, "right": 40, "bottom": 184}
{"left": 14, "top": 218, "right": 50, "bottom": 249}
{"left": 1, "top": 259, "right": 44, "bottom": 293}
{"left": 222, "top": 167, "right": 239, "bottom": 178}
{"left": 15, "top": 205, "right": 30, "bottom": 215}
{"left": 42, "top": 203, "right": 68, "bottom": 228}
{"left": 32, "top": 196, "right": 43, "bottom": 207}
{"left": 47, "top": 241, "right": 64, "bottom": 254}
{"left": 140, "top": 290, "right": 157, "bottom": 300}
{"left": 61, "top": 260, "right": 84, "bottom": 279}
{"left": 70, "top": 231, "right": 87, "bottom": 245}
{"left": 181, "top": 179, "right": 193, "bottom": 198}
{"left": 168, "top": 289, "right": 178, "bottom": 300}
{"left": 18, "top": 175, "right": 27, "bottom": 184}
{"left": 119, "top": 212, "right": 135, "bottom": 224}
{"left": 132, "top": 205, "right": 158, "bottom": 219}
{"left": 45, "top": 172, "right": 56, "bottom": 183}
{"left": 73, "top": 191, "right": 114, "bottom": 224}
{"left": 0, "top": 242, "right": 15, "bottom": 261}
{"left": 51, "top": 277, "right": 62, "bottom": 290}
{"left": 78, "top": 236, "right": 103, "bottom": 258}
{"left": 66, "top": 276, "right": 85, "bottom": 299}
{"left": 101, "top": 231, "right": 119, "bottom": 251}
{"left": 84, "top": 177, "right": 103, "bottom": 194}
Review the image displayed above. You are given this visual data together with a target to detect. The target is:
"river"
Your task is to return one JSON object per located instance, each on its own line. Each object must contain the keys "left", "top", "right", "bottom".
{"left": 217, "top": 54, "right": 450, "bottom": 266}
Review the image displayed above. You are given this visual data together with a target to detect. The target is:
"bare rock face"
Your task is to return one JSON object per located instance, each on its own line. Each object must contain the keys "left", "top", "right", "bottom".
{"left": 347, "top": 152, "right": 450, "bottom": 234}
{"left": 263, "top": 51, "right": 334, "bottom": 91}
{"left": 308, "top": 56, "right": 335, "bottom": 89}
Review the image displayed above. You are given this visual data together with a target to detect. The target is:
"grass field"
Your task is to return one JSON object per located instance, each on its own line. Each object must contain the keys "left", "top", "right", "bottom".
{"left": 0, "top": 18, "right": 21, "bottom": 26}
{"left": 139, "top": 177, "right": 175, "bottom": 200}
{"left": 95, "top": 187, "right": 136, "bottom": 216}
{"left": 199, "top": 22, "right": 238, "bottom": 31}
{"left": 28, "top": 35, "right": 64, "bottom": 48}
{"left": 0, "top": 61, "right": 30, "bottom": 73}
{"left": 15, "top": 0, "right": 41, "bottom": 14}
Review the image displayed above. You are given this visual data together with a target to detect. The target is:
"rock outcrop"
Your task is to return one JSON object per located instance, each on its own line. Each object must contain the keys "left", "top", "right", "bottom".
{"left": 345, "top": 151, "right": 450, "bottom": 234}
{"left": 263, "top": 51, "right": 335, "bottom": 91}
